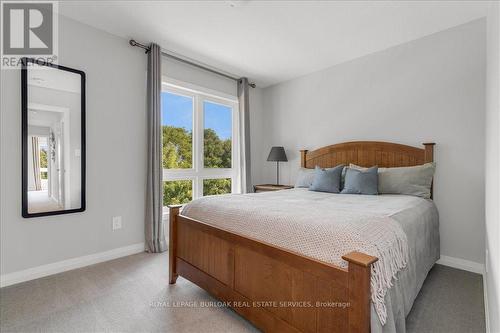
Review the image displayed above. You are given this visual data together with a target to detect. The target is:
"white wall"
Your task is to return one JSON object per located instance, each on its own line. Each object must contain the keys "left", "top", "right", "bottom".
{"left": 0, "top": 15, "right": 148, "bottom": 275}
{"left": 485, "top": 3, "right": 500, "bottom": 332}
{"left": 257, "top": 19, "right": 486, "bottom": 264}
{"left": 162, "top": 58, "right": 237, "bottom": 97}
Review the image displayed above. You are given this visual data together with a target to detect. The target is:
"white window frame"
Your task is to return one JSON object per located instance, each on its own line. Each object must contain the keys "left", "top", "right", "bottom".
{"left": 161, "top": 78, "right": 240, "bottom": 212}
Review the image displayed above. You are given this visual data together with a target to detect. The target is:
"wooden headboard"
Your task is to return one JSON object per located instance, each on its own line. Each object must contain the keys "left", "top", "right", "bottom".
{"left": 300, "top": 141, "right": 435, "bottom": 169}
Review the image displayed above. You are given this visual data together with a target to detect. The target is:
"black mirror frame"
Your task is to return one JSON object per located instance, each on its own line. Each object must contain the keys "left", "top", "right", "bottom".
{"left": 21, "top": 58, "right": 86, "bottom": 218}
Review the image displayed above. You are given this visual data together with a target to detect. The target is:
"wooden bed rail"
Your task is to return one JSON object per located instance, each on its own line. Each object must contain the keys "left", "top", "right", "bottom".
{"left": 168, "top": 205, "right": 378, "bottom": 333}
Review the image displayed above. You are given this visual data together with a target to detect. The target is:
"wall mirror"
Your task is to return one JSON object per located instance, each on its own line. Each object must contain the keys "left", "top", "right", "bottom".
{"left": 22, "top": 58, "right": 86, "bottom": 218}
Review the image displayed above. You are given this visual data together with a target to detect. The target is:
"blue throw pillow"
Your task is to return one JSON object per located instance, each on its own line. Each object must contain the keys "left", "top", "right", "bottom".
{"left": 309, "top": 165, "right": 344, "bottom": 193}
{"left": 341, "top": 166, "right": 379, "bottom": 195}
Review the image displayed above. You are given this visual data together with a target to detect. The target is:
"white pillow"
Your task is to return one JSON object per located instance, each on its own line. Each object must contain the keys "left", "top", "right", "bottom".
{"left": 294, "top": 168, "right": 315, "bottom": 188}
{"left": 349, "top": 163, "right": 435, "bottom": 199}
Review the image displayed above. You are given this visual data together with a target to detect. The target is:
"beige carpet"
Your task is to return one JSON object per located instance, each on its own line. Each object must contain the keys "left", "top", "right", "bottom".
{"left": 0, "top": 252, "right": 485, "bottom": 333}
{"left": 27, "top": 191, "right": 62, "bottom": 214}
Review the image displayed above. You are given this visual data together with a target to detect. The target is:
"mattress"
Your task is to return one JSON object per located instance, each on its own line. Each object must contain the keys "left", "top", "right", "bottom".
{"left": 181, "top": 188, "right": 440, "bottom": 333}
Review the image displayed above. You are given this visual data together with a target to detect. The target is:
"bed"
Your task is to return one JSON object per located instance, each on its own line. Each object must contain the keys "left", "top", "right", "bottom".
{"left": 168, "top": 141, "right": 438, "bottom": 333}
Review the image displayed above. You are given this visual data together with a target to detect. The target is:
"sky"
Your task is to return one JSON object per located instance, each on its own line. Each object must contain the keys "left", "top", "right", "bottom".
{"left": 161, "top": 92, "right": 232, "bottom": 140}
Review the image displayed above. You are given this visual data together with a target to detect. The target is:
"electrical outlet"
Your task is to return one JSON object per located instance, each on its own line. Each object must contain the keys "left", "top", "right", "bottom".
{"left": 112, "top": 216, "right": 122, "bottom": 230}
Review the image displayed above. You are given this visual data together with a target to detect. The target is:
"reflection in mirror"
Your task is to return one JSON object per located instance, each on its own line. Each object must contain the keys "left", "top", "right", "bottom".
{"left": 22, "top": 59, "right": 85, "bottom": 217}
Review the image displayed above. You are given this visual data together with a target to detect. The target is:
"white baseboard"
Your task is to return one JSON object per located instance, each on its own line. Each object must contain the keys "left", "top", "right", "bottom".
{"left": 0, "top": 242, "right": 145, "bottom": 288}
{"left": 483, "top": 274, "right": 491, "bottom": 333}
{"left": 437, "top": 255, "right": 484, "bottom": 275}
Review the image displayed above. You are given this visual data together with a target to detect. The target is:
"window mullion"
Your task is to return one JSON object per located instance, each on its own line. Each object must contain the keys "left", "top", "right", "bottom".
{"left": 194, "top": 95, "right": 204, "bottom": 200}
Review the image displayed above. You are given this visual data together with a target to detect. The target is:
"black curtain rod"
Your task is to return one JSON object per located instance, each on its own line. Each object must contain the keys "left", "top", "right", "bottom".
{"left": 129, "top": 39, "right": 256, "bottom": 88}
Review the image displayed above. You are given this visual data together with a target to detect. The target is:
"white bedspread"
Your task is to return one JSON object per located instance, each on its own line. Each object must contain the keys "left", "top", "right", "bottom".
{"left": 181, "top": 189, "right": 435, "bottom": 325}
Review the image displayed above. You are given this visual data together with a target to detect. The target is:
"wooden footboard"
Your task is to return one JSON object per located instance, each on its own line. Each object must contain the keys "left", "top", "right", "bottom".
{"left": 168, "top": 205, "right": 378, "bottom": 333}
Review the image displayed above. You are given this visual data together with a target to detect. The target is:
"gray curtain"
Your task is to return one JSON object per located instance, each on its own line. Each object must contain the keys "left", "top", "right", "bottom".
{"left": 32, "top": 136, "right": 42, "bottom": 191}
{"left": 238, "top": 78, "right": 252, "bottom": 193}
{"left": 145, "top": 43, "right": 166, "bottom": 253}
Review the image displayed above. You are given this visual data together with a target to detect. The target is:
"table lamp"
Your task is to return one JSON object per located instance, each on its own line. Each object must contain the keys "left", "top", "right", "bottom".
{"left": 267, "top": 146, "right": 288, "bottom": 185}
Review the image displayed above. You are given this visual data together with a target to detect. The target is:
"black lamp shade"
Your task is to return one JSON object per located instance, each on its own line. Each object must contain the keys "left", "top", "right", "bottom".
{"left": 267, "top": 146, "right": 288, "bottom": 162}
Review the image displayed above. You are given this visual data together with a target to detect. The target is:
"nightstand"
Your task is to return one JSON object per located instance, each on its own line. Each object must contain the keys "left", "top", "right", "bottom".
{"left": 253, "top": 184, "right": 294, "bottom": 193}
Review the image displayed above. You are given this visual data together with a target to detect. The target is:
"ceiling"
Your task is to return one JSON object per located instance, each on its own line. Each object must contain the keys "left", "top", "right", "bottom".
{"left": 28, "top": 109, "right": 62, "bottom": 128}
{"left": 59, "top": 1, "right": 489, "bottom": 87}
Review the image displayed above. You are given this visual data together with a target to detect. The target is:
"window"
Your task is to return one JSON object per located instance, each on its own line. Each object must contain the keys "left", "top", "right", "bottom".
{"left": 162, "top": 92, "right": 193, "bottom": 169}
{"left": 162, "top": 80, "right": 239, "bottom": 209}
{"left": 204, "top": 101, "right": 232, "bottom": 169}
{"left": 163, "top": 180, "right": 192, "bottom": 205}
{"left": 203, "top": 178, "right": 232, "bottom": 196}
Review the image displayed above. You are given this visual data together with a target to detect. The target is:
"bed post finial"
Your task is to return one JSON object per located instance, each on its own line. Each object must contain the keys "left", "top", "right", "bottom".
{"left": 168, "top": 204, "right": 182, "bottom": 284}
{"left": 423, "top": 143, "right": 435, "bottom": 163}
{"left": 342, "top": 252, "right": 378, "bottom": 333}
{"left": 300, "top": 150, "right": 308, "bottom": 168}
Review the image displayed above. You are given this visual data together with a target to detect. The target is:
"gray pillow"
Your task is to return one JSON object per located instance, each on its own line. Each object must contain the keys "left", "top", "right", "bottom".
{"left": 350, "top": 163, "right": 435, "bottom": 199}
{"left": 294, "top": 168, "right": 315, "bottom": 188}
{"left": 341, "top": 166, "right": 378, "bottom": 195}
{"left": 340, "top": 166, "right": 348, "bottom": 190}
{"left": 309, "top": 165, "right": 344, "bottom": 193}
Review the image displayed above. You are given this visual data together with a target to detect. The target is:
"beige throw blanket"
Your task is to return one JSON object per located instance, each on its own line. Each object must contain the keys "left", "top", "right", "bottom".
{"left": 181, "top": 189, "right": 409, "bottom": 325}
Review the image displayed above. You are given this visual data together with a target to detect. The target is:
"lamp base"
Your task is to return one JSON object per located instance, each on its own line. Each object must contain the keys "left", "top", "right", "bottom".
{"left": 276, "top": 161, "right": 280, "bottom": 185}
